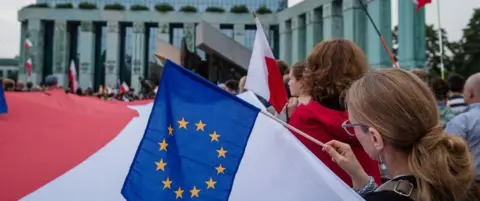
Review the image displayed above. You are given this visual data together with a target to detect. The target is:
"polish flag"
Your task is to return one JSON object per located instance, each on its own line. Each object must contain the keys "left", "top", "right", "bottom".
{"left": 68, "top": 60, "right": 78, "bottom": 91}
{"left": 25, "top": 58, "right": 32, "bottom": 76}
{"left": 245, "top": 13, "right": 287, "bottom": 113}
{"left": 0, "top": 90, "right": 153, "bottom": 201}
{"left": 24, "top": 39, "right": 32, "bottom": 50}
{"left": 413, "top": 0, "right": 431, "bottom": 11}
{"left": 121, "top": 82, "right": 129, "bottom": 93}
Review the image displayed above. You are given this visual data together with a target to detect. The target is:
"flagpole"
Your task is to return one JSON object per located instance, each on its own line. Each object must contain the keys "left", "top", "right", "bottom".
{"left": 436, "top": 0, "right": 445, "bottom": 79}
{"left": 357, "top": 0, "right": 398, "bottom": 68}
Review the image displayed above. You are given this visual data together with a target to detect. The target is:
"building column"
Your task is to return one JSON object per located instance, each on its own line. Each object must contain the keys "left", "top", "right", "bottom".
{"left": 157, "top": 22, "right": 170, "bottom": 43}
{"left": 291, "top": 16, "right": 306, "bottom": 63}
{"left": 279, "top": 20, "right": 292, "bottom": 65}
{"left": 105, "top": 21, "right": 120, "bottom": 88}
{"left": 52, "top": 20, "right": 69, "bottom": 87}
{"left": 131, "top": 22, "right": 145, "bottom": 92}
{"left": 343, "top": 0, "right": 366, "bottom": 50}
{"left": 366, "top": 0, "right": 392, "bottom": 68}
{"left": 18, "top": 21, "right": 28, "bottom": 82}
{"left": 398, "top": 0, "right": 426, "bottom": 70}
{"left": 233, "top": 24, "right": 245, "bottom": 45}
{"left": 323, "top": 2, "right": 343, "bottom": 40}
{"left": 306, "top": 9, "right": 323, "bottom": 54}
{"left": 26, "top": 19, "right": 44, "bottom": 84}
{"left": 78, "top": 21, "right": 95, "bottom": 90}
{"left": 184, "top": 23, "right": 196, "bottom": 52}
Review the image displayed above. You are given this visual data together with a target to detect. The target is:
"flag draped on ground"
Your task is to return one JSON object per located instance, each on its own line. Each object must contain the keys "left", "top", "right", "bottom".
{"left": 245, "top": 14, "right": 287, "bottom": 113}
{"left": 122, "top": 60, "right": 363, "bottom": 201}
{"left": 0, "top": 90, "right": 148, "bottom": 201}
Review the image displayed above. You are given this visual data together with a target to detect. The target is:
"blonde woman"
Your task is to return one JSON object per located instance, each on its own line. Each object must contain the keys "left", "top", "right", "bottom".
{"left": 323, "top": 69, "right": 478, "bottom": 201}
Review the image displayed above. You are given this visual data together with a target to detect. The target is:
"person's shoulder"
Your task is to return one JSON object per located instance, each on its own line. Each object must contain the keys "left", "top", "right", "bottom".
{"left": 363, "top": 191, "right": 414, "bottom": 201}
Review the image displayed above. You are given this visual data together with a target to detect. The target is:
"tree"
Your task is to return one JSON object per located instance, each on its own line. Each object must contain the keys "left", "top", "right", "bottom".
{"left": 392, "top": 25, "right": 452, "bottom": 78}
{"left": 425, "top": 24, "right": 452, "bottom": 77}
{"left": 450, "top": 8, "right": 480, "bottom": 77}
{"left": 278, "top": 0, "right": 288, "bottom": 12}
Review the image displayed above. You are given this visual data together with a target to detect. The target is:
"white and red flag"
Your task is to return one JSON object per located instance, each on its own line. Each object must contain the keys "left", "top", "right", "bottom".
{"left": 121, "top": 82, "right": 129, "bottom": 93}
{"left": 24, "top": 38, "right": 32, "bottom": 50}
{"left": 413, "top": 0, "right": 432, "bottom": 11}
{"left": 245, "top": 14, "right": 287, "bottom": 113}
{"left": 68, "top": 60, "right": 78, "bottom": 91}
{"left": 25, "top": 58, "right": 32, "bottom": 77}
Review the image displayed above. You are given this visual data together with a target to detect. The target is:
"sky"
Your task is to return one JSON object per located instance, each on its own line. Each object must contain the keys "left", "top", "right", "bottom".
{"left": 0, "top": 0, "right": 478, "bottom": 58}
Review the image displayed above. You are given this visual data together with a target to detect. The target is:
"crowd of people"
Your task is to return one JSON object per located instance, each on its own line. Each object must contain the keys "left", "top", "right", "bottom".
{"left": 215, "top": 39, "right": 480, "bottom": 201}
{"left": 1, "top": 75, "right": 158, "bottom": 102}
{"left": 3, "top": 38, "right": 480, "bottom": 201}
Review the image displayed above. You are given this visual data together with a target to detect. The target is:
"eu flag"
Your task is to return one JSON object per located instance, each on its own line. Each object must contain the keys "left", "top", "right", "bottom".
{"left": 122, "top": 60, "right": 260, "bottom": 200}
{"left": 0, "top": 79, "right": 7, "bottom": 114}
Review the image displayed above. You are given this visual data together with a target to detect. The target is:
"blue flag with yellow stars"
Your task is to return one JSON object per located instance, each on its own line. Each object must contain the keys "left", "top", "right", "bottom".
{"left": 0, "top": 79, "right": 7, "bottom": 114}
{"left": 121, "top": 59, "right": 260, "bottom": 200}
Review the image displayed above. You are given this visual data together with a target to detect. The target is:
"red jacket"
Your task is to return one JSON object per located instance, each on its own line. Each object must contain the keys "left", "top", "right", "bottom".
{"left": 288, "top": 101, "right": 382, "bottom": 186}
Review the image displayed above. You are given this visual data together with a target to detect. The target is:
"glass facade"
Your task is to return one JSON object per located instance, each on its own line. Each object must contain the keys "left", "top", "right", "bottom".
{"left": 37, "top": 0, "right": 282, "bottom": 11}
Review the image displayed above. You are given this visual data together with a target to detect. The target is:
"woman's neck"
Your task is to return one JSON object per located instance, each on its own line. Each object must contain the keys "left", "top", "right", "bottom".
{"left": 383, "top": 151, "right": 412, "bottom": 178}
{"left": 297, "top": 95, "right": 311, "bottom": 105}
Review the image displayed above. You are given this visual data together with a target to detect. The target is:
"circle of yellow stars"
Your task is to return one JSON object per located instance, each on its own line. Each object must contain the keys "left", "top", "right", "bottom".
{"left": 153, "top": 117, "right": 227, "bottom": 199}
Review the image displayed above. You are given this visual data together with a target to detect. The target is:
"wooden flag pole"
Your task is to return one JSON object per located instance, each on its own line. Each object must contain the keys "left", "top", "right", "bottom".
{"left": 357, "top": 0, "right": 398, "bottom": 68}
{"left": 260, "top": 110, "right": 325, "bottom": 147}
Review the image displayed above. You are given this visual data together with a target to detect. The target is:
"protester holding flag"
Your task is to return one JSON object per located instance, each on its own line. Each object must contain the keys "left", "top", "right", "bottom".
{"left": 323, "top": 69, "right": 478, "bottom": 201}
{"left": 288, "top": 39, "right": 381, "bottom": 186}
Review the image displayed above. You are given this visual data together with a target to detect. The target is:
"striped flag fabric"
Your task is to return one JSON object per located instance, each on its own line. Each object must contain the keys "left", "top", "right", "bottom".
{"left": 245, "top": 14, "right": 287, "bottom": 113}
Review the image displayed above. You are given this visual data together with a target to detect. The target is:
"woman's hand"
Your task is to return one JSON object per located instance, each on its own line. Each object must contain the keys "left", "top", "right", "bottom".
{"left": 323, "top": 140, "right": 370, "bottom": 189}
{"left": 287, "top": 97, "right": 299, "bottom": 117}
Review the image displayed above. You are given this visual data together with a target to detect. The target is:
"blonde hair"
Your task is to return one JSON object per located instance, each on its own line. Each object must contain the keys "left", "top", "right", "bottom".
{"left": 346, "top": 69, "right": 474, "bottom": 201}
{"left": 239, "top": 76, "right": 247, "bottom": 93}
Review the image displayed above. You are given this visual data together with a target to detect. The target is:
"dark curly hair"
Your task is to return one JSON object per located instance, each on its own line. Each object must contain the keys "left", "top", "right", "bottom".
{"left": 430, "top": 77, "right": 450, "bottom": 101}
{"left": 302, "top": 39, "right": 368, "bottom": 105}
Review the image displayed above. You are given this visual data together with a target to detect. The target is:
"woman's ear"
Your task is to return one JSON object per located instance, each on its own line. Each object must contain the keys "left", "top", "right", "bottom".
{"left": 368, "top": 127, "right": 384, "bottom": 151}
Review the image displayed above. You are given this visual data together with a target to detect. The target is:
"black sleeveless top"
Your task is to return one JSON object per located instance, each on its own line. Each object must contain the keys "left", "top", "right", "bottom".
{"left": 363, "top": 175, "right": 480, "bottom": 201}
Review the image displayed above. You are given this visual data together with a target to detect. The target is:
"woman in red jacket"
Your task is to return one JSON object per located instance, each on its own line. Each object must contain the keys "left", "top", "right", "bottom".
{"left": 287, "top": 39, "right": 381, "bottom": 186}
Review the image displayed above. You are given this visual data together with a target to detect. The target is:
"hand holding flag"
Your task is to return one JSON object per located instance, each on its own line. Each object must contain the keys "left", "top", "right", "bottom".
{"left": 122, "top": 60, "right": 364, "bottom": 201}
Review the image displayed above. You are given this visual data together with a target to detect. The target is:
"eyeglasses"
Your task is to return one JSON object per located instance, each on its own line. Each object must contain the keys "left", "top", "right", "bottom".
{"left": 341, "top": 120, "right": 369, "bottom": 136}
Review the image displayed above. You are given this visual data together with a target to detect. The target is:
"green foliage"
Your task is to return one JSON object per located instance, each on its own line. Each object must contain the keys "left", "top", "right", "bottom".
{"left": 130, "top": 4, "right": 149, "bottom": 11}
{"left": 277, "top": 0, "right": 288, "bottom": 12}
{"left": 256, "top": 5, "right": 272, "bottom": 14}
{"left": 179, "top": 5, "right": 197, "bottom": 13}
{"left": 78, "top": 2, "right": 97, "bottom": 10}
{"left": 26, "top": 3, "right": 49, "bottom": 8}
{"left": 450, "top": 8, "right": 480, "bottom": 77}
{"left": 55, "top": 3, "right": 73, "bottom": 9}
{"left": 104, "top": 3, "right": 125, "bottom": 11}
{"left": 155, "top": 3, "right": 174, "bottom": 12}
{"left": 230, "top": 5, "right": 249, "bottom": 13}
{"left": 205, "top": 6, "right": 225, "bottom": 13}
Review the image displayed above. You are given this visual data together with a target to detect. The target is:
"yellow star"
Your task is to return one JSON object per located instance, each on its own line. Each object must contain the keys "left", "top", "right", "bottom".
{"left": 216, "top": 147, "right": 227, "bottom": 158}
{"left": 178, "top": 117, "right": 189, "bottom": 129}
{"left": 155, "top": 158, "right": 167, "bottom": 171}
{"left": 162, "top": 177, "right": 172, "bottom": 190}
{"left": 215, "top": 164, "right": 226, "bottom": 174}
{"left": 189, "top": 185, "right": 200, "bottom": 198}
{"left": 205, "top": 177, "right": 217, "bottom": 189}
{"left": 174, "top": 187, "right": 184, "bottom": 199}
{"left": 195, "top": 120, "right": 207, "bottom": 131}
{"left": 158, "top": 138, "right": 168, "bottom": 151}
{"left": 209, "top": 131, "right": 220, "bottom": 142}
{"left": 168, "top": 124, "right": 174, "bottom": 136}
